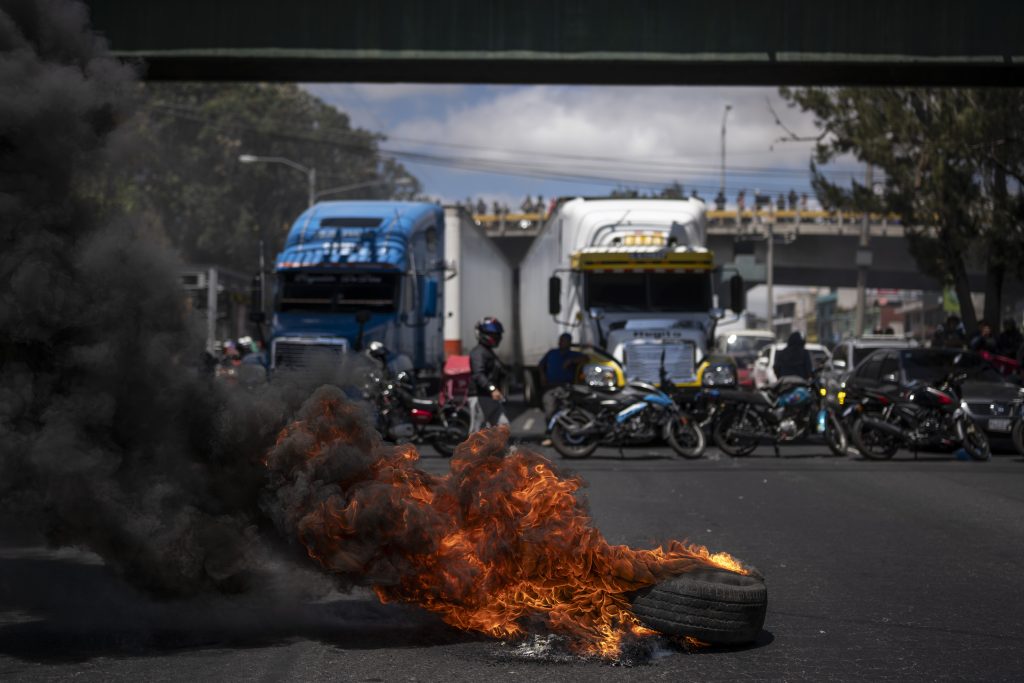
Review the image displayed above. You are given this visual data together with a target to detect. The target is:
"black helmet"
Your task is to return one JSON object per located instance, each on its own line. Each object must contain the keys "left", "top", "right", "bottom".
{"left": 476, "top": 317, "right": 504, "bottom": 348}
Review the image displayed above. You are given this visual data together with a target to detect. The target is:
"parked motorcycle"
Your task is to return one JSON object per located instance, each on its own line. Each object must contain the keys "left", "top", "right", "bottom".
{"left": 712, "top": 372, "right": 848, "bottom": 457}
{"left": 849, "top": 370, "right": 990, "bottom": 461}
{"left": 548, "top": 377, "right": 705, "bottom": 459}
{"left": 670, "top": 386, "right": 726, "bottom": 436}
{"left": 362, "top": 343, "right": 470, "bottom": 457}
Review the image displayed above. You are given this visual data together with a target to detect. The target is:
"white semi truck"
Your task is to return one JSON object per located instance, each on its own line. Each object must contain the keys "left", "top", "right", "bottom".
{"left": 517, "top": 197, "right": 744, "bottom": 401}
{"left": 442, "top": 206, "right": 515, "bottom": 365}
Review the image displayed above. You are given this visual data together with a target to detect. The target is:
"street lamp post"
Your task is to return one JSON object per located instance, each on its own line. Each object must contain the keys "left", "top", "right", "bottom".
{"left": 720, "top": 104, "right": 732, "bottom": 196}
{"left": 238, "top": 154, "right": 316, "bottom": 208}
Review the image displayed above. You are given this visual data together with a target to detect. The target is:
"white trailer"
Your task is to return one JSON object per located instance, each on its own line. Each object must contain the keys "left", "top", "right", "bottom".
{"left": 443, "top": 206, "right": 514, "bottom": 364}
{"left": 517, "top": 197, "right": 743, "bottom": 400}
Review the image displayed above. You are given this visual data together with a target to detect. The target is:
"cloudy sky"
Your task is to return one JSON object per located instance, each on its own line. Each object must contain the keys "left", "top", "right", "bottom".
{"left": 303, "top": 83, "right": 865, "bottom": 209}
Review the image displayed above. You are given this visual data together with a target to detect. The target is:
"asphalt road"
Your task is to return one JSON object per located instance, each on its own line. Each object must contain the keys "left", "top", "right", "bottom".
{"left": 2, "top": 441, "right": 1023, "bottom": 681}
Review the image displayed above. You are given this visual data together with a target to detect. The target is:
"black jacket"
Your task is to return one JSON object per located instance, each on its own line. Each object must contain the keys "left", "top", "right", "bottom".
{"left": 773, "top": 345, "right": 813, "bottom": 380}
{"left": 469, "top": 344, "right": 505, "bottom": 396}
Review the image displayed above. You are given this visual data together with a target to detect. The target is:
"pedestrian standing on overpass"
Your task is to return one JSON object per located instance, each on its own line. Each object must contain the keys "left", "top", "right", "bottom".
{"left": 539, "top": 333, "right": 586, "bottom": 446}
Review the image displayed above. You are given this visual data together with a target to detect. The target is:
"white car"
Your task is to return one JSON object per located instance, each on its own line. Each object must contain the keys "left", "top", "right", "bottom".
{"left": 751, "top": 342, "right": 832, "bottom": 388}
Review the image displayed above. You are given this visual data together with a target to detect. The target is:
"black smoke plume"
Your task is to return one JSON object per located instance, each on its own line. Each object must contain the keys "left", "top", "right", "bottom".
{"left": 0, "top": 0, "right": 336, "bottom": 597}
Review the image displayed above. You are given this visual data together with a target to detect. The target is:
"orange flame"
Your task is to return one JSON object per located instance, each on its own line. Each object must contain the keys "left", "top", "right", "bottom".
{"left": 265, "top": 390, "right": 747, "bottom": 659}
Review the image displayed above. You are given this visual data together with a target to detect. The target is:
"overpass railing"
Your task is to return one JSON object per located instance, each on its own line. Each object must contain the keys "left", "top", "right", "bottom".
{"left": 470, "top": 209, "right": 916, "bottom": 238}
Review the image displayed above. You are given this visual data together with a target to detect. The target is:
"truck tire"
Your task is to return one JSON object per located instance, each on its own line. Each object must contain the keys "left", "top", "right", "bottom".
{"left": 630, "top": 566, "right": 767, "bottom": 645}
{"left": 522, "top": 367, "right": 541, "bottom": 407}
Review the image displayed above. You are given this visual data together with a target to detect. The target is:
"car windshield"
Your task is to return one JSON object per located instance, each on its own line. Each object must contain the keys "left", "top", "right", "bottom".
{"left": 899, "top": 350, "right": 1001, "bottom": 383}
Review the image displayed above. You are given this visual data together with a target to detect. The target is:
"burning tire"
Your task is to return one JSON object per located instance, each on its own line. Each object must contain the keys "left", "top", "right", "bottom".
{"left": 630, "top": 566, "right": 767, "bottom": 645}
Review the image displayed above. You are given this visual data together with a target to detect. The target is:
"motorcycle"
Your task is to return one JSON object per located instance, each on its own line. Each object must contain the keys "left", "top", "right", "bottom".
{"left": 712, "top": 372, "right": 848, "bottom": 457}
{"left": 362, "top": 344, "right": 470, "bottom": 457}
{"left": 670, "top": 386, "right": 727, "bottom": 436}
{"left": 548, "top": 373, "right": 705, "bottom": 460}
{"left": 849, "top": 370, "right": 990, "bottom": 461}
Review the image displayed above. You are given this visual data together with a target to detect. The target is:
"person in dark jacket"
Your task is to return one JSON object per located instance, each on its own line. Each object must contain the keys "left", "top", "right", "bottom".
{"left": 468, "top": 317, "right": 509, "bottom": 431}
{"left": 773, "top": 331, "right": 813, "bottom": 381}
{"left": 996, "top": 319, "right": 1023, "bottom": 357}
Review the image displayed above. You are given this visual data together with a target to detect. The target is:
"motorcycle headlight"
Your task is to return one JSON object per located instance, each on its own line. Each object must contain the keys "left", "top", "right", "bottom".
{"left": 702, "top": 363, "right": 736, "bottom": 387}
{"left": 581, "top": 363, "right": 618, "bottom": 389}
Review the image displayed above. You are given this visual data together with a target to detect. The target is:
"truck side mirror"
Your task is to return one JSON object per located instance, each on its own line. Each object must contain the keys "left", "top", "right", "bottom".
{"left": 548, "top": 276, "right": 562, "bottom": 315}
{"left": 729, "top": 274, "right": 746, "bottom": 312}
{"left": 421, "top": 278, "right": 438, "bottom": 318}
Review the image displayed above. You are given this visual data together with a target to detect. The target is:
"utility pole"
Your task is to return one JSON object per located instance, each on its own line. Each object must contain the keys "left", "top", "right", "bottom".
{"left": 853, "top": 164, "right": 873, "bottom": 337}
{"left": 766, "top": 216, "right": 774, "bottom": 333}
{"left": 720, "top": 104, "right": 732, "bottom": 195}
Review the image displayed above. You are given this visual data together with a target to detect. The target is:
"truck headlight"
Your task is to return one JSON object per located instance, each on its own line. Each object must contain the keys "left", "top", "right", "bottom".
{"left": 581, "top": 363, "right": 618, "bottom": 390}
{"left": 702, "top": 363, "right": 736, "bottom": 387}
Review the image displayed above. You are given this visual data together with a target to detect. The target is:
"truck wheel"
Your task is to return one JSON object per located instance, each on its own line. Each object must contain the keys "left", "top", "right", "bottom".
{"left": 630, "top": 566, "right": 767, "bottom": 645}
{"left": 523, "top": 367, "right": 541, "bottom": 407}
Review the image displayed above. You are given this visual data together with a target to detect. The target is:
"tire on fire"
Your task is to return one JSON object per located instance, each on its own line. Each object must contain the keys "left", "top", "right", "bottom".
{"left": 630, "top": 566, "right": 767, "bottom": 645}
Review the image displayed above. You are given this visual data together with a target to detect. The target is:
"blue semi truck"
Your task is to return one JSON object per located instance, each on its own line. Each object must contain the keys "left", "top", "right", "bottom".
{"left": 267, "top": 201, "right": 446, "bottom": 373}
{"left": 260, "top": 201, "right": 512, "bottom": 377}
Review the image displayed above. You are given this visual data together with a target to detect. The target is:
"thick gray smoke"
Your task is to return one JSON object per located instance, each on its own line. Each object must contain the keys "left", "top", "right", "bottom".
{"left": 0, "top": 0, "right": 352, "bottom": 597}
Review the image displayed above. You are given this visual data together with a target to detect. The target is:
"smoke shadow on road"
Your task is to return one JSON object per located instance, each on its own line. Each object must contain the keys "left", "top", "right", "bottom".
{"left": 0, "top": 548, "right": 479, "bottom": 664}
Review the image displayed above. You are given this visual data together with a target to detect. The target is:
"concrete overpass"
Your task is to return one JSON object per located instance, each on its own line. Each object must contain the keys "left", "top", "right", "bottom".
{"left": 87, "top": 1, "right": 1024, "bottom": 85}
{"left": 471, "top": 209, "right": 985, "bottom": 291}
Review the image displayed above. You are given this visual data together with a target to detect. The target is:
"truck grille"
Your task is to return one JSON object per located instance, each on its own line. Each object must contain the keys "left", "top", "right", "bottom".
{"left": 272, "top": 338, "right": 349, "bottom": 369}
{"left": 625, "top": 341, "right": 696, "bottom": 385}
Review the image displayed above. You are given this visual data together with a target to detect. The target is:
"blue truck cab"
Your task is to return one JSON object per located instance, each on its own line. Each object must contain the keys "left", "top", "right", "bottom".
{"left": 270, "top": 201, "right": 445, "bottom": 373}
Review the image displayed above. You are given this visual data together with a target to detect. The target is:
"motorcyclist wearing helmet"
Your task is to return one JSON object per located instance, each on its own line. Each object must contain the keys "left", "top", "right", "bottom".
{"left": 468, "top": 317, "right": 509, "bottom": 431}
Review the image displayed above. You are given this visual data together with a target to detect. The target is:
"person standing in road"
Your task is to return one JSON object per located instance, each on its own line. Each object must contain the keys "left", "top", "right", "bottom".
{"left": 773, "top": 331, "right": 813, "bottom": 381}
{"left": 996, "top": 319, "right": 1023, "bottom": 357}
{"left": 538, "top": 333, "right": 586, "bottom": 445}
{"left": 970, "top": 320, "right": 998, "bottom": 353}
{"left": 468, "top": 317, "right": 509, "bottom": 432}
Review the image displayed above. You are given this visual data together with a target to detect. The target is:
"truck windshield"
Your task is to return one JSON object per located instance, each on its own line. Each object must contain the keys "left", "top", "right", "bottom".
{"left": 277, "top": 271, "right": 399, "bottom": 313}
{"left": 585, "top": 272, "right": 712, "bottom": 312}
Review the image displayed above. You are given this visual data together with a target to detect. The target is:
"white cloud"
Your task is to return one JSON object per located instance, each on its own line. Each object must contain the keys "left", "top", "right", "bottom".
{"left": 389, "top": 86, "right": 827, "bottom": 186}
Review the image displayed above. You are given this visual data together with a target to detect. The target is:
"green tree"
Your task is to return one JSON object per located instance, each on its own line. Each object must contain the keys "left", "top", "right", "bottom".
{"left": 118, "top": 83, "right": 420, "bottom": 275}
{"left": 779, "top": 87, "right": 1024, "bottom": 332}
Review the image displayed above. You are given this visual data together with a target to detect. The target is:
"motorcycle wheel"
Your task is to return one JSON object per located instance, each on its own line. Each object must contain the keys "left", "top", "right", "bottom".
{"left": 824, "top": 412, "right": 848, "bottom": 457}
{"left": 432, "top": 410, "right": 470, "bottom": 458}
{"left": 550, "top": 409, "right": 598, "bottom": 459}
{"left": 850, "top": 417, "right": 899, "bottom": 460}
{"left": 712, "top": 407, "right": 760, "bottom": 457}
{"left": 666, "top": 414, "right": 706, "bottom": 459}
{"left": 960, "top": 419, "right": 991, "bottom": 461}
